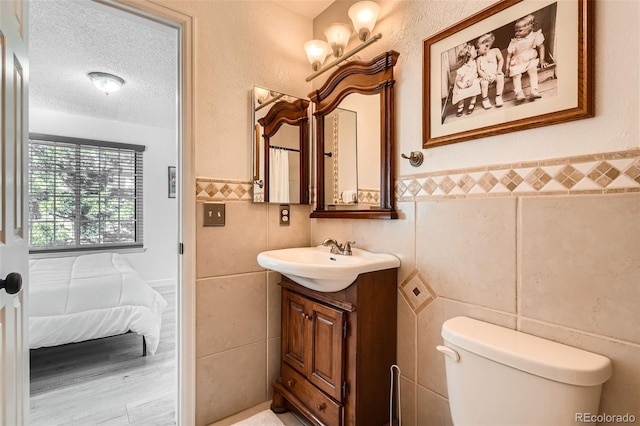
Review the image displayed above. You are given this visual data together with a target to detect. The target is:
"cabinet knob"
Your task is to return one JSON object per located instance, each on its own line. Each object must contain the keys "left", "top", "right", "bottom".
{"left": 301, "top": 312, "right": 311, "bottom": 320}
{"left": 286, "top": 379, "right": 295, "bottom": 387}
{"left": 317, "top": 403, "right": 326, "bottom": 412}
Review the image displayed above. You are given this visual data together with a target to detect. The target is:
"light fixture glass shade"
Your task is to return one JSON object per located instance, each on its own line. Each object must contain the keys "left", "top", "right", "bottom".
{"left": 324, "top": 23, "right": 353, "bottom": 58}
{"left": 304, "top": 39, "right": 330, "bottom": 71}
{"left": 88, "top": 72, "right": 125, "bottom": 95}
{"left": 254, "top": 87, "right": 271, "bottom": 104}
{"left": 348, "top": 1, "right": 381, "bottom": 41}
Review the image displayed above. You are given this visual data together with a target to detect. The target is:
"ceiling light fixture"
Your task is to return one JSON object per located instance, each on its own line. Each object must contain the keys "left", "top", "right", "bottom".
{"left": 88, "top": 72, "right": 125, "bottom": 95}
{"left": 304, "top": 1, "right": 382, "bottom": 82}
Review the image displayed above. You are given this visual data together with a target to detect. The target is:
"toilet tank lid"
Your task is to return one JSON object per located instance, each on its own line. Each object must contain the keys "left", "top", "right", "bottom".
{"left": 441, "top": 317, "right": 612, "bottom": 386}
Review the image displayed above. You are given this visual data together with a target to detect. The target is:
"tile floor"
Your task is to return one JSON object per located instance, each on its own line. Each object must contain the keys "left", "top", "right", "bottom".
{"left": 210, "top": 401, "right": 308, "bottom": 426}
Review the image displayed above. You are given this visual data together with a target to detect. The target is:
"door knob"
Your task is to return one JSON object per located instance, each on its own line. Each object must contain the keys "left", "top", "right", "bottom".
{"left": 1, "top": 272, "right": 22, "bottom": 295}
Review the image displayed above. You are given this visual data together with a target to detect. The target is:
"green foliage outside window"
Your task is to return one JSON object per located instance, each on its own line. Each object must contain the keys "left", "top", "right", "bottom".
{"left": 28, "top": 136, "right": 143, "bottom": 252}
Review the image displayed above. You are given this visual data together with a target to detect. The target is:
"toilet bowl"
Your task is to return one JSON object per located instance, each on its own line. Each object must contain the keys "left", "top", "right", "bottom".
{"left": 437, "top": 316, "right": 612, "bottom": 426}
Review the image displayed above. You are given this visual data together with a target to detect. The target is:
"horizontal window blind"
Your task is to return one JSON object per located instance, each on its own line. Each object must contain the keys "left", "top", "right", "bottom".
{"left": 28, "top": 134, "right": 144, "bottom": 252}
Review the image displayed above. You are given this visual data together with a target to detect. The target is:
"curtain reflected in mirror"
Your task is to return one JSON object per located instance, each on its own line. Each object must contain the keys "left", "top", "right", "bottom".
{"left": 269, "top": 133, "right": 293, "bottom": 203}
{"left": 252, "top": 87, "right": 309, "bottom": 204}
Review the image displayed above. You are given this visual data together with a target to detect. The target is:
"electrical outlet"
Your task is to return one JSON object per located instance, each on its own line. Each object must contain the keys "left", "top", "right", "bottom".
{"left": 279, "top": 204, "right": 290, "bottom": 226}
{"left": 204, "top": 203, "right": 225, "bottom": 226}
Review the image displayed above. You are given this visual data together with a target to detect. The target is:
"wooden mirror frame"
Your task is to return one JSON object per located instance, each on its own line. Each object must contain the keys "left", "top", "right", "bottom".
{"left": 310, "top": 50, "right": 399, "bottom": 219}
{"left": 257, "top": 98, "right": 310, "bottom": 204}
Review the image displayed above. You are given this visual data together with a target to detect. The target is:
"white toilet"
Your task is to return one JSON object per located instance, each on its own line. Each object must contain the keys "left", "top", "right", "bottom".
{"left": 437, "top": 316, "right": 612, "bottom": 426}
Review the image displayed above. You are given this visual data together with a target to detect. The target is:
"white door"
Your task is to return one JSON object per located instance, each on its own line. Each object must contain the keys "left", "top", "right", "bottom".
{"left": 0, "top": 0, "right": 29, "bottom": 424}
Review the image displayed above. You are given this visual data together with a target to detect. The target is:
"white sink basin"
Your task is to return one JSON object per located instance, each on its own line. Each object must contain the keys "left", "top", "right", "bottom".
{"left": 257, "top": 246, "right": 400, "bottom": 292}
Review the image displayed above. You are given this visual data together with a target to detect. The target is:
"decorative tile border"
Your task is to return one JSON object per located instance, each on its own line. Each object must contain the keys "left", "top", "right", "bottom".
{"left": 196, "top": 178, "right": 253, "bottom": 202}
{"left": 397, "top": 149, "right": 640, "bottom": 201}
{"left": 197, "top": 150, "right": 640, "bottom": 203}
{"left": 358, "top": 188, "right": 380, "bottom": 205}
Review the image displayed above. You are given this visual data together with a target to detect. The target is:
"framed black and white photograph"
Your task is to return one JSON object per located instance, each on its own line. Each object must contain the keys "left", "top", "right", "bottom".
{"left": 423, "top": 0, "right": 593, "bottom": 148}
{"left": 168, "top": 166, "right": 176, "bottom": 198}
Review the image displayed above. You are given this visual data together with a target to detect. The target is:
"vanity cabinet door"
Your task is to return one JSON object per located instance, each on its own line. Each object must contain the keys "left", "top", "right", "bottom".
{"left": 282, "top": 290, "right": 311, "bottom": 377}
{"left": 282, "top": 289, "right": 346, "bottom": 403}
{"left": 309, "top": 302, "right": 345, "bottom": 402}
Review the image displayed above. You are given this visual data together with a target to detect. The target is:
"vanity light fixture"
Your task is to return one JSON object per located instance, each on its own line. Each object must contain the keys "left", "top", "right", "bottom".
{"left": 324, "top": 23, "right": 352, "bottom": 58}
{"left": 304, "top": 1, "right": 382, "bottom": 82}
{"left": 254, "top": 87, "right": 286, "bottom": 112}
{"left": 348, "top": 1, "right": 381, "bottom": 42}
{"left": 88, "top": 72, "right": 125, "bottom": 95}
{"left": 254, "top": 87, "right": 272, "bottom": 104}
{"left": 304, "top": 40, "right": 330, "bottom": 71}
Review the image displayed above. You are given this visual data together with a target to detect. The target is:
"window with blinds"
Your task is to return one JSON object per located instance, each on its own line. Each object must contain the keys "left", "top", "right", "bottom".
{"left": 28, "top": 134, "right": 145, "bottom": 252}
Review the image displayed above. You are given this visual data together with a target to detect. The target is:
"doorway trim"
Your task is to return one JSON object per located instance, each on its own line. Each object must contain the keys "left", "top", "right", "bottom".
{"left": 94, "top": 1, "right": 196, "bottom": 424}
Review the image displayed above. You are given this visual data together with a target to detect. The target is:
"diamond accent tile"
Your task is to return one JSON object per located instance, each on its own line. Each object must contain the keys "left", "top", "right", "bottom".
{"left": 234, "top": 185, "right": 248, "bottom": 198}
{"left": 438, "top": 176, "right": 456, "bottom": 194}
{"left": 206, "top": 183, "right": 218, "bottom": 197}
{"left": 422, "top": 178, "right": 438, "bottom": 195}
{"left": 219, "top": 184, "right": 233, "bottom": 197}
{"left": 478, "top": 172, "right": 498, "bottom": 192}
{"left": 396, "top": 180, "right": 408, "bottom": 196}
{"left": 624, "top": 161, "right": 640, "bottom": 184}
{"left": 587, "top": 161, "right": 621, "bottom": 188}
{"left": 525, "top": 167, "right": 553, "bottom": 190}
{"left": 458, "top": 174, "right": 476, "bottom": 193}
{"left": 554, "top": 165, "right": 584, "bottom": 189}
{"left": 359, "top": 190, "right": 379, "bottom": 204}
{"left": 500, "top": 169, "right": 524, "bottom": 192}
{"left": 399, "top": 271, "right": 436, "bottom": 313}
{"left": 407, "top": 179, "right": 422, "bottom": 196}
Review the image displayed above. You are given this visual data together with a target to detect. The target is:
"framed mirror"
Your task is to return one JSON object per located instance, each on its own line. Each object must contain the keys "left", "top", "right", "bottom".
{"left": 252, "top": 87, "right": 310, "bottom": 204}
{"left": 310, "top": 50, "right": 399, "bottom": 219}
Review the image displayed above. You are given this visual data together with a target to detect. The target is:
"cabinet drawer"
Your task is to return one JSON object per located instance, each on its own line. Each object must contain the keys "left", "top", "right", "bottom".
{"left": 282, "top": 363, "right": 342, "bottom": 426}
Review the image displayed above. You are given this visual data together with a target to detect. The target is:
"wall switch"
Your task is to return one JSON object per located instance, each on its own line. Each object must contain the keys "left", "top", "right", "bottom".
{"left": 279, "top": 205, "right": 290, "bottom": 226}
{"left": 204, "top": 203, "right": 225, "bottom": 226}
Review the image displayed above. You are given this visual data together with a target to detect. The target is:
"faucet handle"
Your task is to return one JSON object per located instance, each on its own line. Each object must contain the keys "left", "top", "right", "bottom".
{"left": 343, "top": 241, "right": 356, "bottom": 255}
{"left": 322, "top": 238, "right": 337, "bottom": 246}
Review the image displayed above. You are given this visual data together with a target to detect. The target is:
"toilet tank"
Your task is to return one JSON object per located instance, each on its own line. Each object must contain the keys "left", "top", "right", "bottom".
{"left": 438, "top": 317, "right": 612, "bottom": 426}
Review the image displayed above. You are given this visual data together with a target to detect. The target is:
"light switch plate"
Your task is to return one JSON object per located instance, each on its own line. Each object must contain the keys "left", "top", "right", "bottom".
{"left": 204, "top": 203, "right": 225, "bottom": 226}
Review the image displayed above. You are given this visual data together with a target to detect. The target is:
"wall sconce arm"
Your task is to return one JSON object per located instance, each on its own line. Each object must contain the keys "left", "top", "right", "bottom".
{"left": 305, "top": 33, "right": 382, "bottom": 82}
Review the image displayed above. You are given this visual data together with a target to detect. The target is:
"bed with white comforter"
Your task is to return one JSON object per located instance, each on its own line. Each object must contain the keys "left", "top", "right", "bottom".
{"left": 29, "top": 253, "right": 168, "bottom": 355}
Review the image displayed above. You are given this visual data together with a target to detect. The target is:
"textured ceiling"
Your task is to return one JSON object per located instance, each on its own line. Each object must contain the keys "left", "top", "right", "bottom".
{"left": 273, "top": 0, "right": 334, "bottom": 19}
{"left": 29, "top": 0, "right": 178, "bottom": 129}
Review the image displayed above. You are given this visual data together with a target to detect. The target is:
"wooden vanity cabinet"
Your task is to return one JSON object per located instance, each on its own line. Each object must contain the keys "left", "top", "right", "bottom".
{"left": 271, "top": 268, "right": 398, "bottom": 426}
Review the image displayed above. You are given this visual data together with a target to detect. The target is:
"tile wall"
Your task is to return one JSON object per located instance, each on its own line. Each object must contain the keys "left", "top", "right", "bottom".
{"left": 195, "top": 149, "right": 639, "bottom": 425}
{"left": 311, "top": 148, "right": 640, "bottom": 426}
{"left": 194, "top": 191, "right": 310, "bottom": 425}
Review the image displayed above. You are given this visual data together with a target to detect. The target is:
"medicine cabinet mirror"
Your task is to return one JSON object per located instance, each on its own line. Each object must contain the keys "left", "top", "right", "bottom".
{"left": 310, "top": 50, "right": 399, "bottom": 219}
{"left": 252, "top": 87, "right": 310, "bottom": 204}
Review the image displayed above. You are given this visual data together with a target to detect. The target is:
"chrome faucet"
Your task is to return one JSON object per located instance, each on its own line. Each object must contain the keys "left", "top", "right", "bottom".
{"left": 322, "top": 238, "right": 356, "bottom": 256}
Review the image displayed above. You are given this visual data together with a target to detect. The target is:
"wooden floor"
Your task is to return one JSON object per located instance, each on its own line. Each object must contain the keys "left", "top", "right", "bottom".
{"left": 29, "top": 284, "right": 176, "bottom": 426}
